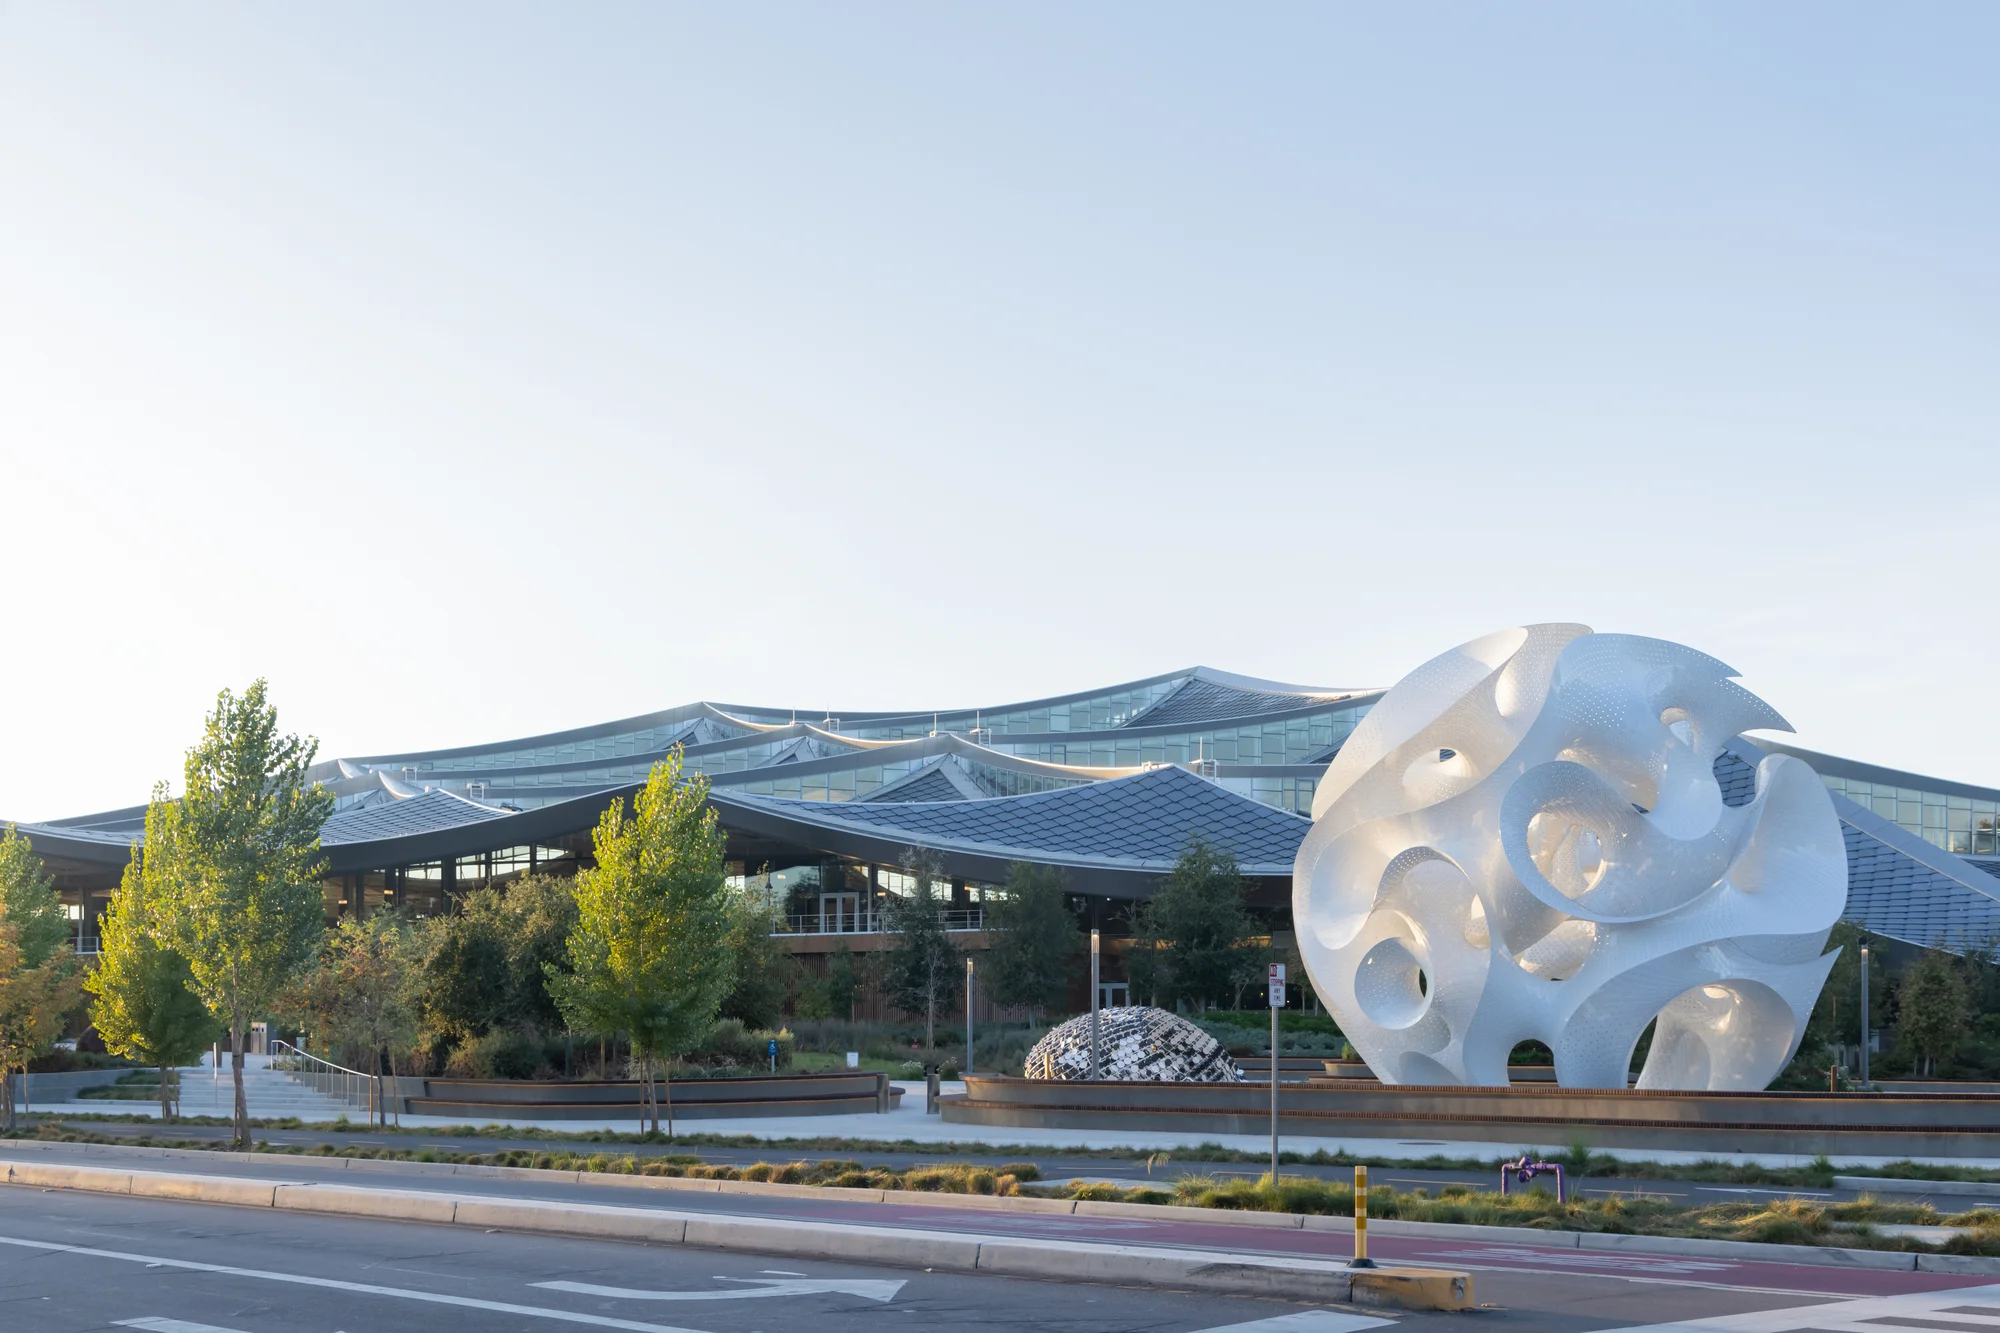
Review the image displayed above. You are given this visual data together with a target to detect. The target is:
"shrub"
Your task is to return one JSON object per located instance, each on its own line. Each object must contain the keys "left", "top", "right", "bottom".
{"left": 686, "top": 1020, "right": 793, "bottom": 1070}
{"left": 457, "top": 1030, "right": 547, "bottom": 1080}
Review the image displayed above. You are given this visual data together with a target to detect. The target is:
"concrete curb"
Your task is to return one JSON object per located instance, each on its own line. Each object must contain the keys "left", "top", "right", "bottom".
{"left": 1836, "top": 1174, "right": 2000, "bottom": 1201}
{"left": 0, "top": 1157, "right": 1472, "bottom": 1309}
{"left": 10, "top": 1138, "right": 1998, "bottom": 1277}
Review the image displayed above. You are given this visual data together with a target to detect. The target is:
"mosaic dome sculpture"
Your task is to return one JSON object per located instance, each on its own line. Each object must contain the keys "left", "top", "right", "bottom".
{"left": 1023, "top": 1006, "right": 1244, "bottom": 1082}
{"left": 1293, "top": 625, "right": 1847, "bottom": 1091}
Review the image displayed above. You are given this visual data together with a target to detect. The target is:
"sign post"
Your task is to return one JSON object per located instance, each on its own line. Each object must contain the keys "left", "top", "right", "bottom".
{"left": 1268, "top": 962, "right": 1285, "bottom": 1182}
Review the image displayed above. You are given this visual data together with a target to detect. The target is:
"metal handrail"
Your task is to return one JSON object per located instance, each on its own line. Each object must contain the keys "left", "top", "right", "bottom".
{"left": 777, "top": 908, "right": 984, "bottom": 935}
{"left": 270, "top": 1039, "right": 389, "bottom": 1124}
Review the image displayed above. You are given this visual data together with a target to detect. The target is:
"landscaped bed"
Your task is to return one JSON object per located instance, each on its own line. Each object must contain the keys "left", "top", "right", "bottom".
{"left": 7, "top": 1120, "right": 2000, "bottom": 1254}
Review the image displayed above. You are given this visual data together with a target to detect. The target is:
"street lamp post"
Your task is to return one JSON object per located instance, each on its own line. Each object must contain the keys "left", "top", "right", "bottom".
{"left": 965, "top": 957, "right": 975, "bottom": 1077}
{"left": 1860, "top": 943, "right": 1871, "bottom": 1090}
{"left": 1089, "top": 928, "right": 1101, "bottom": 1081}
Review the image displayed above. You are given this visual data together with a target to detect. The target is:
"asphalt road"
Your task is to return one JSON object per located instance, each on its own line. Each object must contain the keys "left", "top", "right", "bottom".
{"left": 0, "top": 1182, "right": 1861, "bottom": 1333}
{"left": 54, "top": 1118, "right": 2000, "bottom": 1214}
{"left": 7, "top": 1141, "right": 2000, "bottom": 1327}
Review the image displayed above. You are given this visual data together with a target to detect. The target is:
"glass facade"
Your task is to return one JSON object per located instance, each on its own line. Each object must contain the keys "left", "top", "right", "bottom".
{"left": 374, "top": 709, "right": 757, "bottom": 776}
{"left": 1821, "top": 775, "right": 2000, "bottom": 856}
{"left": 834, "top": 679, "right": 1188, "bottom": 741}
{"left": 993, "top": 705, "right": 1363, "bottom": 770}
{"left": 1220, "top": 774, "right": 1319, "bottom": 814}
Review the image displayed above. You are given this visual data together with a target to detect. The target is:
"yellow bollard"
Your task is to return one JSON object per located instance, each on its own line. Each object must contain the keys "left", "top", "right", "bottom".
{"left": 1350, "top": 1163, "right": 1376, "bottom": 1268}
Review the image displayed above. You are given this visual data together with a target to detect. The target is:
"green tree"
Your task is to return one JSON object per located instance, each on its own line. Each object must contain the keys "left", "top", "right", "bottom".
{"left": 412, "top": 875, "right": 579, "bottom": 1072}
{"left": 288, "top": 913, "right": 420, "bottom": 1126}
{"left": 719, "top": 890, "right": 796, "bottom": 1030}
{"left": 1126, "top": 838, "right": 1257, "bottom": 1011}
{"left": 0, "top": 825, "right": 71, "bottom": 966}
{"left": 86, "top": 820, "right": 221, "bottom": 1122}
{"left": 155, "top": 681, "right": 334, "bottom": 1149}
{"left": 0, "top": 827, "right": 82, "bottom": 1129}
{"left": 0, "top": 919, "right": 81, "bottom": 1132}
{"left": 499, "top": 874, "right": 580, "bottom": 1034}
{"left": 824, "top": 939, "right": 863, "bottom": 1021}
{"left": 880, "top": 849, "right": 961, "bottom": 1060}
{"left": 415, "top": 900, "right": 515, "bottom": 1056}
{"left": 1899, "top": 948, "right": 1969, "bottom": 1077}
{"left": 983, "top": 862, "right": 1082, "bottom": 1022}
{"left": 549, "top": 750, "right": 735, "bottom": 1135}
{"left": 1774, "top": 919, "right": 1881, "bottom": 1087}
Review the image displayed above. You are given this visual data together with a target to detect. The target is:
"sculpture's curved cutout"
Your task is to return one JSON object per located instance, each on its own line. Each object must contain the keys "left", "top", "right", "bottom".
{"left": 1293, "top": 625, "right": 1846, "bottom": 1090}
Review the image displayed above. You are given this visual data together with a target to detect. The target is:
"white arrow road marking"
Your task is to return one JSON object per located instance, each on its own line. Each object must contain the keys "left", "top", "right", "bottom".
{"left": 115, "top": 1321, "right": 256, "bottom": 1333}
{"left": 1599, "top": 1281, "right": 2000, "bottom": 1331}
{"left": 0, "top": 1235, "right": 707, "bottom": 1333}
{"left": 1188, "top": 1312, "right": 1394, "bottom": 1332}
{"left": 534, "top": 1277, "right": 904, "bottom": 1302}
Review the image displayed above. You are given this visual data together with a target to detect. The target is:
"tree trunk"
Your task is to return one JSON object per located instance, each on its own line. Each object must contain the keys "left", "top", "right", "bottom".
{"left": 159, "top": 1063, "right": 172, "bottom": 1123}
{"left": 231, "top": 1018, "right": 249, "bottom": 1150}
{"left": 642, "top": 1056, "right": 656, "bottom": 1135}
{"left": 2, "top": 1070, "right": 13, "bottom": 1133}
{"left": 662, "top": 1064, "right": 674, "bottom": 1140}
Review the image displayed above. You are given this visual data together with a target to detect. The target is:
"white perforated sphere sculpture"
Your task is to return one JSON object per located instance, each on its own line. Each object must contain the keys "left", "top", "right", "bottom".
{"left": 1023, "top": 1007, "right": 1243, "bottom": 1082}
{"left": 1293, "top": 625, "right": 1847, "bottom": 1091}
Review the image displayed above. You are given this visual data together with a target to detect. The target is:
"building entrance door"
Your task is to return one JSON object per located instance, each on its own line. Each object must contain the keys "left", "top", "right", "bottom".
{"left": 819, "top": 892, "right": 861, "bottom": 934}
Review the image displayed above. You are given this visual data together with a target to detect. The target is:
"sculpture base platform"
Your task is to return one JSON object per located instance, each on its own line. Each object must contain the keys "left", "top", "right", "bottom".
{"left": 945, "top": 1075, "right": 2000, "bottom": 1157}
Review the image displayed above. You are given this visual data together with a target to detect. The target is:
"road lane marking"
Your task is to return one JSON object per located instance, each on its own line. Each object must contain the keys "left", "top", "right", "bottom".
{"left": 1599, "top": 1281, "right": 2000, "bottom": 1330}
{"left": 115, "top": 1321, "right": 255, "bottom": 1333}
{"left": 0, "top": 1234, "right": 708, "bottom": 1333}
{"left": 533, "top": 1277, "right": 904, "bottom": 1303}
{"left": 1696, "top": 1189, "right": 1833, "bottom": 1199}
{"left": 1188, "top": 1313, "right": 1393, "bottom": 1332}
{"left": 1408, "top": 1253, "right": 1861, "bottom": 1298}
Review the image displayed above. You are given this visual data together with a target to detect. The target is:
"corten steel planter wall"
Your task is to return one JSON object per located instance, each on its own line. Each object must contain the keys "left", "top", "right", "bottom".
{"left": 945, "top": 1075, "right": 2000, "bottom": 1157}
{"left": 393, "top": 1071, "right": 898, "bottom": 1121}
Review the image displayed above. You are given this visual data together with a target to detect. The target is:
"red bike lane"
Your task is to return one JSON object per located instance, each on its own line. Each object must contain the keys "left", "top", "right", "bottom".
{"left": 732, "top": 1193, "right": 2000, "bottom": 1301}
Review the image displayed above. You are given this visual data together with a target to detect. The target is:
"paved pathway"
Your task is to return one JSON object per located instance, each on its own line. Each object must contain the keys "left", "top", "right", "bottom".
{"left": 32, "top": 1071, "right": 2000, "bottom": 1172}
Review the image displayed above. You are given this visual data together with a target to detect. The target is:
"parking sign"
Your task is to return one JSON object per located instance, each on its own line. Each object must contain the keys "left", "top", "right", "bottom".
{"left": 1268, "top": 962, "right": 1286, "bottom": 1008}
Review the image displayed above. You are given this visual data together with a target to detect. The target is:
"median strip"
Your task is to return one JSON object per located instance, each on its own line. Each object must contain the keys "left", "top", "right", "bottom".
{"left": 11, "top": 1136, "right": 2000, "bottom": 1276}
{"left": 0, "top": 1157, "right": 1473, "bottom": 1311}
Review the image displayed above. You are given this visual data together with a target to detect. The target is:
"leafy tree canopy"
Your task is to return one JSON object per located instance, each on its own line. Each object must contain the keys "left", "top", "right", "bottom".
{"left": 880, "top": 848, "right": 961, "bottom": 1056}
{"left": 983, "top": 862, "right": 1081, "bottom": 1020}
{"left": 549, "top": 749, "right": 734, "bottom": 1133}
{"left": 417, "top": 874, "right": 581, "bottom": 1057}
{"left": 719, "top": 888, "right": 796, "bottom": 1031}
{"left": 0, "top": 825, "right": 69, "bottom": 968}
{"left": 153, "top": 681, "right": 333, "bottom": 1148}
{"left": 1899, "top": 947, "right": 1970, "bottom": 1078}
{"left": 1126, "top": 838, "right": 1257, "bottom": 1011}
{"left": 87, "top": 843, "right": 220, "bottom": 1120}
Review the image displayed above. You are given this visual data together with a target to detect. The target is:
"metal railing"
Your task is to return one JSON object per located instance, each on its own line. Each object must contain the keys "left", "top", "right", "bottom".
{"left": 778, "top": 908, "right": 984, "bottom": 935}
{"left": 269, "top": 1039, "right": 389, "bottom": 1122}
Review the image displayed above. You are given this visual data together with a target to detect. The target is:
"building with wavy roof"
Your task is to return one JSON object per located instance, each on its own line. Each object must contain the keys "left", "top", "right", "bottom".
{"left": 12, "top": 666, "right": 2000, "bottom": 964}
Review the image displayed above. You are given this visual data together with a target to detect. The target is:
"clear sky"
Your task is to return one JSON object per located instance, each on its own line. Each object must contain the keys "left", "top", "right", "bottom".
{"left": 2, "top": 5, "right": 1994, "bottom": 820}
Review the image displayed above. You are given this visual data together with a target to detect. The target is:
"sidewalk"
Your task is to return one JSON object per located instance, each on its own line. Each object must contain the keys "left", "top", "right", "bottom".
{"left": 28, "top": 1077, "right": 2000, "bottom": 1172}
